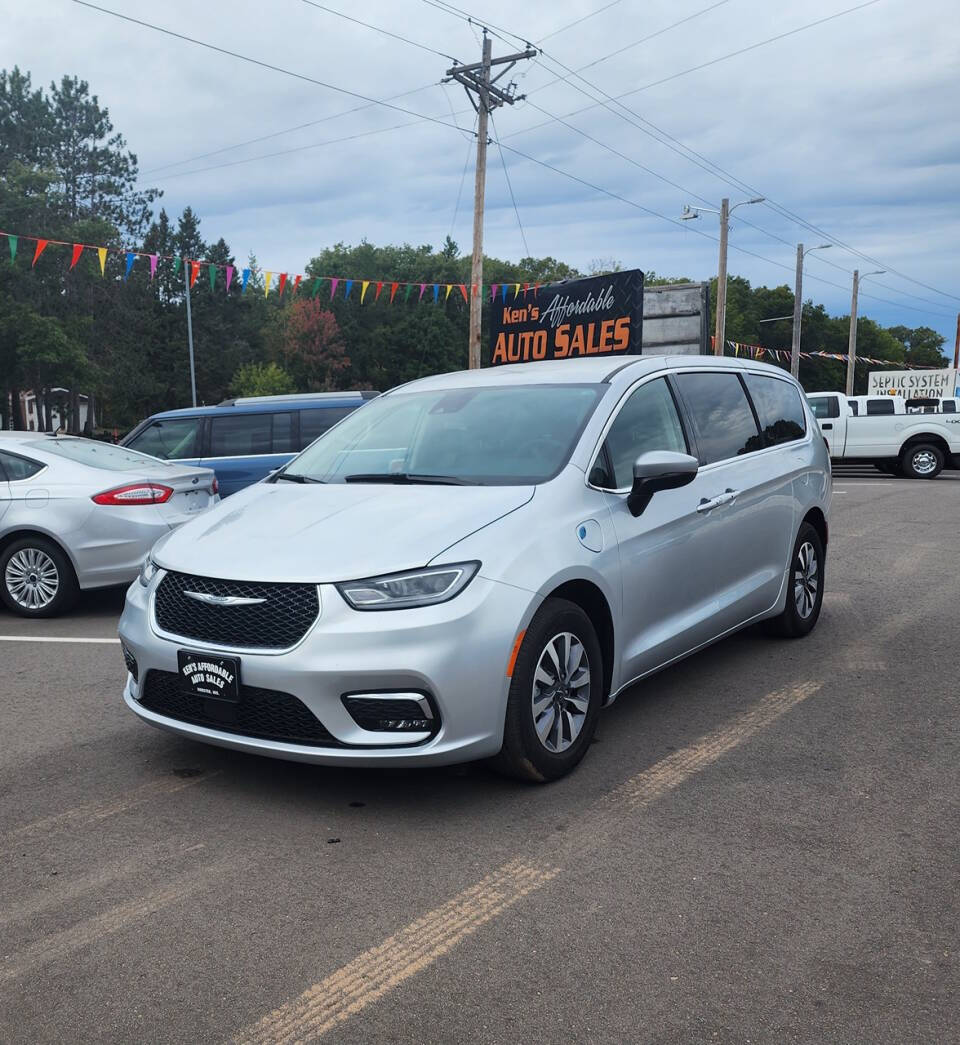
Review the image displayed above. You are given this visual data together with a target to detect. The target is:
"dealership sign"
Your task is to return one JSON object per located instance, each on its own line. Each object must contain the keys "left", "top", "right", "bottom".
{"left": 867, "top": 368, "right": 959, "bottom": 398}
{"left": 489, "top": 270, "right": 644, "bottom": 366}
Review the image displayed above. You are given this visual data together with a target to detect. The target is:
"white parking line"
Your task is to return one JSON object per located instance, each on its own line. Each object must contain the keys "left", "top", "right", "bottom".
{"left": 0, "top": 635, "right": 119, "bottom": 644}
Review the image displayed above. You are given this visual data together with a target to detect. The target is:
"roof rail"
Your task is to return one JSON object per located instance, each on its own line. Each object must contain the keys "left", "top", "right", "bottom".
{"left": 217, "top": 390, "right": 380, "bottom": 407}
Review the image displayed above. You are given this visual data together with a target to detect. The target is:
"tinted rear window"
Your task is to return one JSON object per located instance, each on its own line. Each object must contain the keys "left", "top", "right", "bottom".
{"left": 866, "top": 398, "right": 895, "bottom": 416}
{"left": 808, "top": 397, "right": 839, "bottom": 420}
{"left": 209, "top": 412, "right": 298, "bottom": 456}
{"left": 675, "top": 373, "right": 762, "bottom": 465}
{"left": 300, "top": 406, "right": 356, "bottom": 448}
{"left": 0, "top": 450, "right": 44, "bottom": 480}
{"left": 743, "top": 374, "right": 806, "bottom": 446}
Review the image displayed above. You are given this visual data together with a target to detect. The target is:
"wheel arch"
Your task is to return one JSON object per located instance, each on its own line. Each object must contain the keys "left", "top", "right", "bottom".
{"left": 899, "top": 432, "right": 950, "bottom": 460}
{"left": 801, "top": 507, "right": 828, "bottom": 549}
{"left": 0, "top": 528, "right": 80, "bottom": 581}
{"left": 544, "top": 578, "right": 615, "bottom": 703}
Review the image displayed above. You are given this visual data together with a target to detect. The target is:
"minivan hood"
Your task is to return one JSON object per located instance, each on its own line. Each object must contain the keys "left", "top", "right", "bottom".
{"left": 153, "top": 481, "right": 535, "bottom": 582}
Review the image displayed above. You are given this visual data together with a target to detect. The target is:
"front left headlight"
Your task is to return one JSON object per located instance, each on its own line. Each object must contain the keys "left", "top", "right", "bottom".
{"left": 336, "top": 562, "right": 480, "bottom": 610}
{"left": 138, "top": 556, "right": 159, "bottom": 588}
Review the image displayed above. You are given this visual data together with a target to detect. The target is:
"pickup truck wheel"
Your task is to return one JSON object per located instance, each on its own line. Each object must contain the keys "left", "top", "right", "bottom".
{"left": 491, "top": 598, "right": 603, "bottom": 783}
{"left": 900, "top": 443, "right": 943, "bottom": 480}
{"left": 765, "top": 523, "right": 824, "bottom": 639}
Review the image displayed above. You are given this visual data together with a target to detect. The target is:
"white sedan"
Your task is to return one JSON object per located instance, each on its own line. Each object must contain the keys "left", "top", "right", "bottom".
{"left": 0, "top": 433, "right": 218, "bottom": 617}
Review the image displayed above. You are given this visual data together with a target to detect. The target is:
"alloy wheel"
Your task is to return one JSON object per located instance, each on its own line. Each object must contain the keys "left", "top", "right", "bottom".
{"left": 531, "top": 631, "right": 591, "bottom": 753}
{"left": 794, "top": 541, "right": 819, "bottom": 620}
{"left": 5, "top": 548, "right": 60, "bottom": 610}
{"left": 911, "top": 449, "right": 938, "bottom": 476}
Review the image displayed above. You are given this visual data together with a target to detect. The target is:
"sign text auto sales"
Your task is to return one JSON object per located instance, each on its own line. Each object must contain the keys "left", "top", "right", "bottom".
{"left": 488, "top": 269, "right": 644, "bottom": 366}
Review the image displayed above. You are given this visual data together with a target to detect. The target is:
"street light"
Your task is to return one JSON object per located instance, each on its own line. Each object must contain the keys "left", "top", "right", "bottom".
{"left": 682, "top": 197, "right": 765, "bottom": 356}
{"left": 790, "top": 243, "right": 832, "bottom": 378}
{"left": 845, "top": 269, "right": 885, "bottom": 395}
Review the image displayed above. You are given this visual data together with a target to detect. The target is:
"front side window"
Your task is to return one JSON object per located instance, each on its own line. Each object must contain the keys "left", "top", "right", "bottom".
{"left": 743, "top": 374, "right": 807, "bottom": 447}
{"left": 209, "top": 414, "right": 273, "bottom": 457}
{"left": 0, "top": 451, "right": 44, "bottom": 481}
{"left": 675, "top": 372, "right": 762, "bottom": 465}
{"left": 807, "top": 396, "right": 839, "bottom": 420}
{"left": 285, "top": 384, "right": 605, "bottom": 485}
{"left": 866, "top": 398, "right": 895, "bottom": 416}
{"left": 591, "top": 378, "right": 687, "bottom": 489}
{"left": 126, "top": 418, "right": 201, "bottom": 460}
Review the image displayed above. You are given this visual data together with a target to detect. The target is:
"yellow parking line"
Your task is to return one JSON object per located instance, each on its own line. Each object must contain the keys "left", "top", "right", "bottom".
{"left": 231, "top": 681, "right": 821, "bottom": 1044}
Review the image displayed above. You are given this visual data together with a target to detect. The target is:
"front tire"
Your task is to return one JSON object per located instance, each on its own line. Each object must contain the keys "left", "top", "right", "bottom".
{"left": 766, "top": 523, "right": 825, "bottom": 639}
{"left": 492, "top": 598, "right": 604, "bottom": 782}
{"left": 0, "top": 537, "right": 79, "bottom": 618}
{"left": 900, "top": 443, "right": 943, "bottom": 479}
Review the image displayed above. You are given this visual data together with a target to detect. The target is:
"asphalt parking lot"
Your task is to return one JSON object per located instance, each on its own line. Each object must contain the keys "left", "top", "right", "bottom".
{"left": 1, "top": 467, "right": 957, "bottom": 1044}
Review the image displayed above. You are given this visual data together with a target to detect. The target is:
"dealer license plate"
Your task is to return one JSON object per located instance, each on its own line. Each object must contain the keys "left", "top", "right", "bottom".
{"left": 177, "top": 650, "right": 240, "bottom": 701}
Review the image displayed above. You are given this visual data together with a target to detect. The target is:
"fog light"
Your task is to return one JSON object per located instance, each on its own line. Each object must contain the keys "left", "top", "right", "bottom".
{"left": 121, "top": 643, "right": 139, "bottom": 683}
{"left": 342, "top": 693, "right": 436, "bottom": 733}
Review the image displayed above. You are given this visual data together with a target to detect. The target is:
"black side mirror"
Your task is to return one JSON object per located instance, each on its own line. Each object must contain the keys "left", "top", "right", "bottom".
{"left": 627, "top": 451, "right": 699, "bottom": 517}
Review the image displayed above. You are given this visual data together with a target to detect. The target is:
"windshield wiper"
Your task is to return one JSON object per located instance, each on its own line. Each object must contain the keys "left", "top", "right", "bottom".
{"left": 343, "top": 472, "right": 476, "bottom": 486}
{"left": 273, "top": 472, "right": 324, "bottom": 484}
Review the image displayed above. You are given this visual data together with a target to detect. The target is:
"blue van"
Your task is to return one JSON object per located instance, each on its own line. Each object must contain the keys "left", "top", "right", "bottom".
{"left": 121, "top": 391, "right": 378, "bottom": 496}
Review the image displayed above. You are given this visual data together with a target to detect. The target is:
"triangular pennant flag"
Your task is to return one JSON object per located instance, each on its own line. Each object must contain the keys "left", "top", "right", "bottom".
{"left": 432, "top": 284, "right": 440, "bottom": 303}
{"left": 70, "top": 243, "right": 84, "bottom": 270}
{"left": 98, "top": 247, "right": 108, "bottom": 276}
{"left": 225, "top": 265, "right": 234, "bottom": 292}
{"left": 149, "top": 254, "right": 158, "bottom": 279}
{"left": 534, "top": 282, "right": 541, "bottom": 295}
{"left": 523, "top": 282, "right": 530, "bottom": 296}
{"left": 241, "top": 268, "right": 251, "bottom": 293}
{"left": 292, "top": 274, "right": 302, "bottom": 295}
{"left": 459, "top": 284, "right": 468, "bottom": 302}
{"left": 390, "top": 282, "right": 399, "bottom": 303}
{"left": 375, "top": 281, "right": 383, "bottom": 302}
{"left": 330, "top": 277, "right": 340, "bottom": 299}
{"left": 491, "top": 283, "right": 498, "bottom": 301}
{"left": 513, "top": 283, "right": 521, "bottom": 299}
{"left": 419, "top": 283, "right": 427, "bottom": 301}
{"left": 124, "top": 252, "right": 136, "bottom": 280}
{"left": 173, "top": 256, "right": 182, "bottom": 276}
{"left": 189, "top": 261, "right": 200, "bottom": 289}
{"left": 344, "top": 279, "right": 354, "bottom": 301}
{"left": 404, "top": 284, "right": 414, "bottom": 303}
{"left": 264, "top": 271, "right": 273, "bottom": 296}
{"left": 7, "top": 235, "right": 17, "bottom": 262}
{"left": 278, "top": 273, "right": 288, "bottom": 297}
{"left": 445, "top": 284, "right": 453, "bottom": 301}
{"left": 501, "top": 285, "right": 508, "bottom": 302}
{"left": 32, "top": 239, "right": 49, "bottom": 266}
{"left": 360, "top": 280, "right": 370, "bottom": 304}
{"left": 311, "top": 277, "right": 323, "bottom": 298}
{"left": 208, "top": 264, "right": 217, "bottom": 291}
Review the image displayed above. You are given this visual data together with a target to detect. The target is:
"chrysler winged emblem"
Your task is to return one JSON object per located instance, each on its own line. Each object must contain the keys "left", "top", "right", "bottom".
{"left": 183, "top": 591, "right": 266, "bottom": 607}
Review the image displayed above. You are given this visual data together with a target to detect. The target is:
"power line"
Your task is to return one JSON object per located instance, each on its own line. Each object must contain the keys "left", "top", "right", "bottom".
{"left": 70, "top": 1, "right": 468, "bottom": 135}
{"left": 142, "top": 83, "right": 439, "bottom": 175}
{"left": 536, "top": 0, "right": 630, "bottom": 44}
{"left": 449, "top": 117, "right": 478, "bottom": 239}
{"left": 490, "top": 112, "right": 530, "bottom": 258}
{"left": 300, "top": 0, "right": 462, "bottom": 62}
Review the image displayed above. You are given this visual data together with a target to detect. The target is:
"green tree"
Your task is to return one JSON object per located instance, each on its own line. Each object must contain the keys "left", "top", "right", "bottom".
{"left": 229, "top": 361, "right": 295, "bottom": 397}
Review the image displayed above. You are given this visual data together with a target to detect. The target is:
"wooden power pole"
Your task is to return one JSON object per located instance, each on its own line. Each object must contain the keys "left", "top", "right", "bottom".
{"left": 846, "top": 269, "right": 859, "bottom": 397}
{"left": 714, "top": 198, "right": 729, "bottom": 356}
{"left": 446, "top": 33, "right": 536, "bottom": 369}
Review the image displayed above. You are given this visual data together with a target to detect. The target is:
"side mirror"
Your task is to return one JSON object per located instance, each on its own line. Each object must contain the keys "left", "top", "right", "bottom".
{"left": 627, "top": 451, "right": 699, "bottom": 517}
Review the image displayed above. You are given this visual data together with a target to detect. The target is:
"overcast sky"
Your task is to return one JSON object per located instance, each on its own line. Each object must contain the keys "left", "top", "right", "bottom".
{"left": 6, "top": 0, "right": 959, "bottom": 348}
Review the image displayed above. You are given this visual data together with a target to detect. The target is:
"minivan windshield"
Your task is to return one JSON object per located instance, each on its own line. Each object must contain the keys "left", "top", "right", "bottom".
{"left": 282, "top": 383, "right": 605, "bottom": 485}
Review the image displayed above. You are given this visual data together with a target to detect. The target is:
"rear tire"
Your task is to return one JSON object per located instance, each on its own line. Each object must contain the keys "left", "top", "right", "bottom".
{"left": 899, "top": 443, "right": 943, "bottom": 480}
{"left": 765, "top": 522, "right": 824, "bottom": 639}
{"left": 0, "top": 536, "right": 79, "bottom": 618}
{"left": 491, "top": 598, "right": 604, "bottom": 782}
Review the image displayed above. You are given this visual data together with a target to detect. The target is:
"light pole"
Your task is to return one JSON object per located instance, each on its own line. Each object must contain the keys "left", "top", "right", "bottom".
{"left": 845, "top": 269, "right": 885, "bottom": 395}
{"left": 791, "top": 243, "right": 832, "bottom": 379}
{"left": 682, "top": 196, "right": 764, "bottom": 356}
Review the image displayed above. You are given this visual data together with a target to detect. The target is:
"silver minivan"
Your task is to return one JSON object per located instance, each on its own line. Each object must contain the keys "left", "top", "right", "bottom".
{"left": 120, "top": 355, "right": 830, "bottom": 781}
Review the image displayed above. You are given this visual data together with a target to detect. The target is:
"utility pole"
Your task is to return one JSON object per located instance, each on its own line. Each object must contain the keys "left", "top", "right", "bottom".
{"left": 681, "top": 196, "right": 762, "bottom": 357}
{"left": 790, "top": 242, "right": 832, "bottom": 380}
{"left": 446, "top": 34, "right": 536, "bottom": 369}
{"left": 954, "top": 313, "right": 960, "bottom": 371}
{"left": 846, "top": 268, "right": 884, "bottom": 396}
{"left": 184, "top": 260, "right": 198, "bottom": 407}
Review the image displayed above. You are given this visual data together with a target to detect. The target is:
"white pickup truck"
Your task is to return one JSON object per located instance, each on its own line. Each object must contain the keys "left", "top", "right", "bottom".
{"left": 807, "top": 391, "right": 960, "bottom": 479}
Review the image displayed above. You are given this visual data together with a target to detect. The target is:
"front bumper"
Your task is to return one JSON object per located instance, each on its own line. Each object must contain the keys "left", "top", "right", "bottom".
{"left": 119, "top": 572, "right": 536, "bottom": 767}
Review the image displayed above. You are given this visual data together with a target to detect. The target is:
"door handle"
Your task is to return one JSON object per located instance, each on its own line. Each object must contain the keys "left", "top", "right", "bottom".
{"left": 821, "top": 423, "right": 833, "bottom": 430}
{"left": 697, "top": 489, "right": 740, "bottom": 514}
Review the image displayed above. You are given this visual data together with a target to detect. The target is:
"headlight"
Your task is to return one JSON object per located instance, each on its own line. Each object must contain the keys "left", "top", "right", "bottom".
{"left": 336, "top": 562, "right": 480, "bottom": 610}
{"left": 138, "top": 557, "right": 159, "bottom": 588}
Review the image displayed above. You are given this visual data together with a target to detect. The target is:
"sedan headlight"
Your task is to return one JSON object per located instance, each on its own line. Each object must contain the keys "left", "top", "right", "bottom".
{"left": 138, "top": 557, "right": 159, "bottom": 588}
{"left": 336, "top": 562, "right": 480, "bottom": 610}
